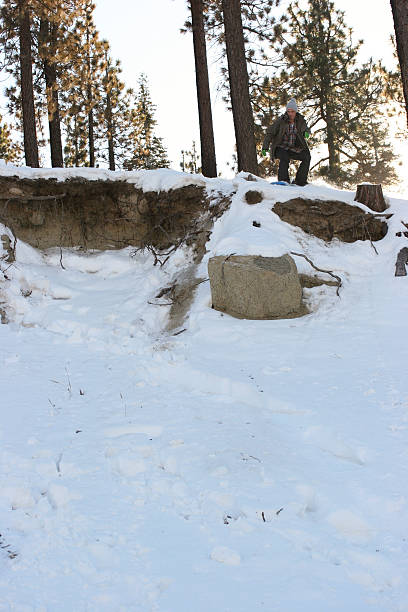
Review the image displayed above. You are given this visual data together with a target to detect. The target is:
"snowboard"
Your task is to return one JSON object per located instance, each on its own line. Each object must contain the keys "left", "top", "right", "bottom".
{"left": 270, "top": 181, "right": 302, "bottom": 186}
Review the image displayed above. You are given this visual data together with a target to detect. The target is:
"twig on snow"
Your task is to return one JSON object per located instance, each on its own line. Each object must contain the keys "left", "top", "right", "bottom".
{"left": 59, "top": 247, "right": 66, "bottom": 270}
{"left": 290, "top": 251, "right": 342, "bottom": 297}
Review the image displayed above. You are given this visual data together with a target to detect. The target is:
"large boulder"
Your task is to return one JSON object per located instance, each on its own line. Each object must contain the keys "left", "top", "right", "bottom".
{"left": 208, "top": 254, "right": 302, "bottom": 319}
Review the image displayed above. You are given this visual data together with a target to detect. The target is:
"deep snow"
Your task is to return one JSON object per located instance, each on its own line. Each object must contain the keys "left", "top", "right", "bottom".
{"left": 1, "top": 166, "right": 408, "bottom": 612}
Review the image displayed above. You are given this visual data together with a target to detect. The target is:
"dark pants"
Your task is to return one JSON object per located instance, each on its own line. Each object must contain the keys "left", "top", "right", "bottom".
{"left": 275, "top": 146, "right": 311, "bottom": 186}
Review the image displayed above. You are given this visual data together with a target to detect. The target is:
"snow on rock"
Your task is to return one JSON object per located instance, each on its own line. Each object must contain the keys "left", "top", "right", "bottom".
{"left": 0, "top": 167, "right": 408, "bottom": 611}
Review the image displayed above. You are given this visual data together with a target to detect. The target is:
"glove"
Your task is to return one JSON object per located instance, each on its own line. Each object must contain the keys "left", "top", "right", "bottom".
{"left": 261, "top": 149, "right": 267, "bottom": 157}
{"left": 304, "top": 131, "right": 310, "bottom": 140}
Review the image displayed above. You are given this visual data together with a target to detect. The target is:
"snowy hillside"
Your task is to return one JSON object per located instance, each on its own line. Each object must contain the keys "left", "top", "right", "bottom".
{"left": 1, "top": 166, "right": 408, "bottom": 612}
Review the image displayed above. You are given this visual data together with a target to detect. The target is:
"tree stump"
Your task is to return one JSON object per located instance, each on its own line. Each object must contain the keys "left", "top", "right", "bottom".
{"left": 354, "top": 184, "right": 386, "bottom": 212}
{"left": 395, "top": 247, "right": 408, "bottom": 277}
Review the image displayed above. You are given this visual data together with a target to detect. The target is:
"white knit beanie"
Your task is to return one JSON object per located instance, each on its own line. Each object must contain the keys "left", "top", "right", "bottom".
{"left": 286, "top": 98, "right": 298, "bottom": 112}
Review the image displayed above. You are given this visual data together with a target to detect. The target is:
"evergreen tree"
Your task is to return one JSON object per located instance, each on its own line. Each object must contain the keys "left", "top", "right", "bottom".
{"left": 96, "top": 42, "right": 134, "bottom": 171}
{"left": 18, "top": 0, "right": 39, "bottom": 166}
{"left": 184, "top": 0, "right": 281, "bottom": 73}
{"left": 36, "top": 0, "right": 78, "bottom": 168}
{"left": 190, "top": 0, "right": 217, "bottom": 177}
{"left": 180, "top": 141, "right": 201, "bottom": 173}
{"left": 0, "top": 0, "right": 41, "bottom": 167}
{"left": 0, "top": 0, "right": 80, "bottom": 167}
{"left": 123, "top": 75, "right": 169, "bottom": 171}
{"left": 221, "top": 0, "right": 258, "bottom": 174}
{"left": 63, "top": 104, "right": 88, "bottom": 166}
{"left": 61, "top": 0, "right": 106, "bottom": 167}
{"left": 0, "top": 114, "right": 21, "bottom": 163}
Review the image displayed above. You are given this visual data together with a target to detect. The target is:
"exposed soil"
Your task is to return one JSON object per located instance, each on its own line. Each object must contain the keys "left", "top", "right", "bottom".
{"left": 0, "top": 175, "right": 233, "bottom": 331}
{"left": 0, "top": 175, "right": 231, "bottom": 255}
{"left": 273, "top": 197, "right": 388, "bottom": 243}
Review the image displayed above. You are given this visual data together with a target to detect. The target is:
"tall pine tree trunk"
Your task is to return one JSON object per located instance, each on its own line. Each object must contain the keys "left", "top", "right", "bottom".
{"left": 86, "top": 23, "right": 95, "bottom": 167}
{"left": 221, "top": 0, "right": 258, "bottom": 174}
{"left": 18, "top": 1, "right": 39, "bottom": 167}
{"left": 390, "top": 0, "right": 408, "bottom": 127}
{"left": 40, "top": 20, "right": 63, "bottom": 167}
{"left": 326, "top": 116, "right": 340, "bottom": 178}
{"left": 88, "top": 102, "right": 95, "bottom": 167}
{"left": 190, "top": 0, "right": 217, "bottom": 178}
{"left": 106, "top": 91, "right": 115, "bottom": 171}
{"left": 73, "top": 115, "right": 80, "bottom": 166}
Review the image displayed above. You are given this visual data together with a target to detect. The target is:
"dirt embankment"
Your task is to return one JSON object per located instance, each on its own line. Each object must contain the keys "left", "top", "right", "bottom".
{"left": 273, "top": 197, "right": 388, "bottom": 243}
{"left": 0, "top": 176, "right": 230, "bottom": 258}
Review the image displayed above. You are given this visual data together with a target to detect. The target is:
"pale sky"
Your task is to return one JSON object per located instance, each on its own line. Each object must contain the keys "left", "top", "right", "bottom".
{"left": 92, "top": 0, "right": 403, "bottom": 178}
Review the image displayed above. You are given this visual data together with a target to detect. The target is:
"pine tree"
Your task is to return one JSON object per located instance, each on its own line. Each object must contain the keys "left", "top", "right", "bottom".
{"left": 0, "top": 0, "right": 80, "bottom": 167}
{"left": 36, "top": 0, "right": 82, "bottom": 168}
{"left": 221, "top": 0, "right": 258, "bottom": 174}
{"left": 96, "top": 42, "right": 136, "bottom": 171}
{"left": 190, "top": 0, "right": 217, "bottom": 177}
{"left": 123, "top": 75, "right": 169, "bottom": 171}
{"left": 38, "top": 12, "right": 64, "bottom": 167}
{"left": 63, "top": 105, "right": 88, "bottom": 167}
{"left": 61, "top": 0, "right": 106, "bottom": 167}
{"left": 0, "top": 1, "right": 42, "bottom": 167}
{"left": 185, "top": 0, "right": 281, "bottom": 72}
{"left": 180, "top": 141, "right": 201, "bottom": 173}
{"left": 345, "top": 114, "right": 398, "bottom": 187}
{"left": 0, "top": 114, "right": 21, "bottom": 163}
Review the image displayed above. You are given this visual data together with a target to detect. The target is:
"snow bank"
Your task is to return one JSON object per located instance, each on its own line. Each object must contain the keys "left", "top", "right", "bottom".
{"left": 1, "top": 166, "right": 408, "bottom": 611}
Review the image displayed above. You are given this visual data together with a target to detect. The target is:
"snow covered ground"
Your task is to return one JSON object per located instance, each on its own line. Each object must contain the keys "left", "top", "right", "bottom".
{"left": 1, "top": 167, "right": 408, "bottom": 611}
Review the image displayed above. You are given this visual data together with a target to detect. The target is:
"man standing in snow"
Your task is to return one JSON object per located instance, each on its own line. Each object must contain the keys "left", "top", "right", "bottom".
{"left": 262, "top": 99, "right": 311, "bottom": 186}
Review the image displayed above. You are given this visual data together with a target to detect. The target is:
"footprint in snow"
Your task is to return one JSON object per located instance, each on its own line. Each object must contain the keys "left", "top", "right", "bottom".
{"left": 303, "top": 426, "right": 365, "bottom": 465}
{"left": 210, "top": 546, "right": 241, "bottom": 566}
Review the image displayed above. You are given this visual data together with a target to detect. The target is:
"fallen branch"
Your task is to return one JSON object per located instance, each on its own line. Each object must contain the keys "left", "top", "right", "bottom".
{"left": 172, "top": 328, "right": 187, "bottom": 336}
{"left": 59, "top": 247, "right": 66, "bottom": 270}
{"left": 361, "top": 217, "right": 379, "bottom": 255}
{"left": 147, "top": 300, "right": 173, "bottom": 306}
{"left": 290, "top": 251, "right": 342, "bottom": 296}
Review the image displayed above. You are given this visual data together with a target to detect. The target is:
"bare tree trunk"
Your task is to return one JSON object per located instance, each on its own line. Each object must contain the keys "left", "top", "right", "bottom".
{"left": 326, "top": 115, "right": 340, "bottom": 178}
{"left": 40, "top": 19, "right": 63, "bottom": 167}
{"left": 190, "top": 0, "right": 217, "bottom": 178}
{"left": 88, "top": 102, "right": 95, "bottom": 167}
{"left": 390, "top": 0, "right": 408, "bottom": 128}
{"left": 86, "top": 24, "right": 95, "bottom": 167}
{"left": 106, "top": 91, "right": 115, "bottom": 171}
{"left": 221, "top": 0, "right": 258, "bottom": 174}
{"left": 18, "top": 2, "right": 39, "bottom": 167}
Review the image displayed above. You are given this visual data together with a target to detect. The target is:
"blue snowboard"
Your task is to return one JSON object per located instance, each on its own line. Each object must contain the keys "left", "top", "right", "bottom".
{"left": 270, "top": 181, "right": 298, "bottom": 186}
